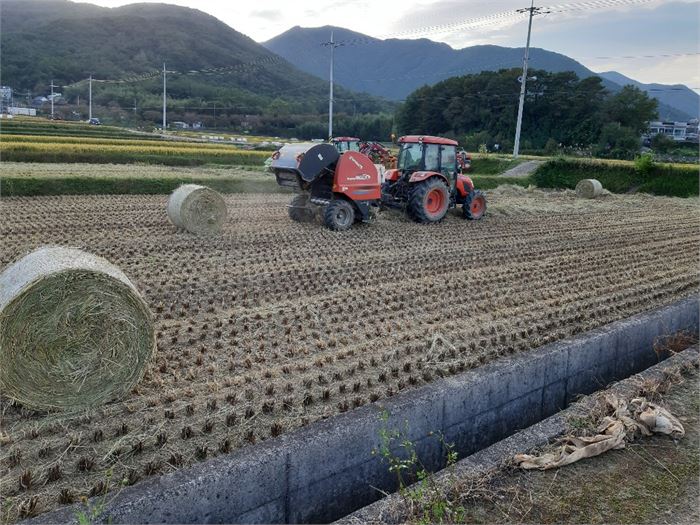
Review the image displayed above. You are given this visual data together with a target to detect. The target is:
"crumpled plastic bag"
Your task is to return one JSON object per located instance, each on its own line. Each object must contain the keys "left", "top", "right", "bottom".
{"left": 514, "top": 395, "right": 684, "bottom": 470}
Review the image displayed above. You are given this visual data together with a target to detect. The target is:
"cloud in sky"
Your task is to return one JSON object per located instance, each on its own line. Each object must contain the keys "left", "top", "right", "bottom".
{"left": 249, "top": 9, "right": 282, "bottom": 21}
{"left": 82, "top": 0, "right": 700, "bottom": 88}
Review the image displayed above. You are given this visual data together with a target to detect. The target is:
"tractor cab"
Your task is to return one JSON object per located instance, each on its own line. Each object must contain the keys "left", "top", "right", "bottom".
{"left": 396, "top": 136, "right": 459, "bottom": 179}
{"left": 331, "top": 136, "right": 361, "bottom": 153}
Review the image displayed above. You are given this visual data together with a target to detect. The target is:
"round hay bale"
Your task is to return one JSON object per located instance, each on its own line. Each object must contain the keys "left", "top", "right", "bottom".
{"left": 167, "top": 184, "right": 227, "bottom": 234}
{"left": 575, "top": 179, "right": 603, "bottom": 199}
{"left": 0, "top": 247, "right": 155, "bottom": 411}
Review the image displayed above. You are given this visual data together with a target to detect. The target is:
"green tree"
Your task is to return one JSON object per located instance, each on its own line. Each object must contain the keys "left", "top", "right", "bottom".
{"left": 544, "top": 138, "right": 560, "bottom": 154}
{"left": 650, "top": 133, "right": 675, "bottom": 153}
{"left": 464, "top": 131, "right": 492, "bottom": 151}
{"left": 397, "top": 69, "right": 610, "bottom": 151}
{"left": 595, "top": 123, "right": 640, "bottom": 159}
{"left": 603, "top": 85, "right": 658, "bottom": 134}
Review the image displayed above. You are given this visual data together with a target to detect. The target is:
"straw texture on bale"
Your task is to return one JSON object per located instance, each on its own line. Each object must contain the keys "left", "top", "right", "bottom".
{"left": 167, "top": 184, "right": 227, "bottom": 234}
{"left": 575, "top": 178, "right": 603, "bottom": 199}
{"left": 0, "top": 247, "right": 155, "bottom": 411}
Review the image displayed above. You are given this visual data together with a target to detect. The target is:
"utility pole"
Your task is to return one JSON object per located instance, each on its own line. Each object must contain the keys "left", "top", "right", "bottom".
{"left": 88, "top": 75, "right": 93, "bottom": 121}
{"left": 162, "top": 62, "right": 167, "bottom": 130}
{"left": 322, "top": 31, "right": 343, "bottom": 141}
{"left": 50, "top": 80, "right": 57, "bottom": 119}
{"left": 513, "top": 1, "right": 548, "bottom": 158}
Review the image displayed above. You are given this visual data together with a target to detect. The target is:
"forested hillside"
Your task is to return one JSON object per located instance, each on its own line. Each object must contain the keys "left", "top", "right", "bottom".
{"left": 398, "top": 69, "right": 658, "bottom": 157}
{"left": 0, "top": 0, "right": 392, "bottom": 135}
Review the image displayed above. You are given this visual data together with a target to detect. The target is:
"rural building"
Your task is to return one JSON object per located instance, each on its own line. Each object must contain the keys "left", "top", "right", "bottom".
{"left": 31, "top": 96, "right": 49, "bottom": 106}
{"left": 646, "top": 119, "right": 700, "bottom": 143}
{"left": 7, "top": 107, "right": 37, "bottom": 116}
{"left": 0, "top": 86, "right": 12, "bottom": 110}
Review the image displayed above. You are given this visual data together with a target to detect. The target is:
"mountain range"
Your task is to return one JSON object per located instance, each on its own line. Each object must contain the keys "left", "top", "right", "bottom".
{"left": 1, "top": 1, "right": 696, "bottom": 123}
{"left": 264, "top": 25, "right": 698, "bottom": 121}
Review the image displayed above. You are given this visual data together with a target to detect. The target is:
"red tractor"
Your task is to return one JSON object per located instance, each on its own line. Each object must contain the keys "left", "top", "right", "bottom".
{"left": 331, "top": 136, "right": 361, "bottom": 153}
{"left": 331, "top": 136, "right": 397, "bottom": 169}
{"left": 382, "top": 135, "right": 484, "bottom": 222}
{"left": 269, "top": 135, "right": 485, "bottom": 231}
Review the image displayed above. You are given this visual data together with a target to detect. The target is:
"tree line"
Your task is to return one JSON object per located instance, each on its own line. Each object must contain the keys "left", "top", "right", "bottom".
{"left": 396, "top": 68, "right": 658, "bottom": 159}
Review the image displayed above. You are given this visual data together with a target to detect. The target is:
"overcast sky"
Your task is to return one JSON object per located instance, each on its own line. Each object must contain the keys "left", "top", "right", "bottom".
{"left": 87, "top": 0, "right": 699, "bottom": 89}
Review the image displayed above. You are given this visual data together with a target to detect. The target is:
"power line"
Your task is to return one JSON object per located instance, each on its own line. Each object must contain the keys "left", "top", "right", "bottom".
{"left": 334, "top": 0, "right": 652, "bottom": 48}
{"left": 579, "top": 52, "right": 700, "bottom": 60}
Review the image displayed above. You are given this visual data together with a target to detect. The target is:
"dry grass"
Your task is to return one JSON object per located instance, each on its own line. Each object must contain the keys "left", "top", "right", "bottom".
{"left": 0, "top": 189, "right": 698, "bottom": 522}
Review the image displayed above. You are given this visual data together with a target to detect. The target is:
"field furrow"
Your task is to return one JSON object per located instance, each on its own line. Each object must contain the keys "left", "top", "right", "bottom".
{"left": 0, "top": 189, "right": 698, "bottom": 522}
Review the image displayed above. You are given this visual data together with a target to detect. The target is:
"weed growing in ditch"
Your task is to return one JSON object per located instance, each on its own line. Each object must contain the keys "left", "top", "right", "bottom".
{"left": 372, "top": 412, "right": 465, "bottom": 524}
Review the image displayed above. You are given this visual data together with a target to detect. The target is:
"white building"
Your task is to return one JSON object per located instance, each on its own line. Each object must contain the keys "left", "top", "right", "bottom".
{"left": 0, "top": 86, "right": 12, "bottom": 110}
{"left": 647, "top": 120, "right": 699, "bottom": 143}
{"left": 8, "top": 107, "right": 37, "bottom": 116}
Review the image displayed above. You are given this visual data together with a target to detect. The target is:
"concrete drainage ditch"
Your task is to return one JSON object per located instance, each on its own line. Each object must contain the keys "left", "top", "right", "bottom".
{"left": 29, "top": 296, "right": 698, "bottom": 524}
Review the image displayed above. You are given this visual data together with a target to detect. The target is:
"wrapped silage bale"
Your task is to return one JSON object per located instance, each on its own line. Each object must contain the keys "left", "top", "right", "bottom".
{"left": 575, "top": 179, "right": 603, "bottom": 199}
{"left": 167, "top": 184, "right": 227, "bottom": 234}
{"left": 0, "top": 246, "right": 155, "bottom": 411}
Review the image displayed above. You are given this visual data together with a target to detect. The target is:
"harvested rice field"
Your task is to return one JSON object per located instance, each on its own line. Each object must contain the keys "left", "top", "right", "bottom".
{"left": 1, "top": 187, "right": 698, "bottom": 522}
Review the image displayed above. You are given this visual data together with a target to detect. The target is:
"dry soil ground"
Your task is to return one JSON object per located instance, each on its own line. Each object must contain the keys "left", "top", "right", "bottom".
{"left": 1, "top": 187, "right": 698, "bottom": 521}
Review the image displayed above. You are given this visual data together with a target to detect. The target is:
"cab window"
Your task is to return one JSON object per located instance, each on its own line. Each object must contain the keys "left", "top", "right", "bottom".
{"left": 440, "top": 146, "right": 456, "bottom": 176}
{"left": 424, "top": 144, "right": 440, "bottom": 172}
{"left": 398, "top": 143, "right": 423, "bottom": 170}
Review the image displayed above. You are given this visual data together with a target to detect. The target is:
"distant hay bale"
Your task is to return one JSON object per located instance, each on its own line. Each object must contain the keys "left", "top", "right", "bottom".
{"left": 167, "top": 184, "right": 227, "bottom": 234}
{"left": 575, "top": 179, "right": 603, "bottom": 199}
{"left": 0, "top": 247, "right": 155, "bottom": 411}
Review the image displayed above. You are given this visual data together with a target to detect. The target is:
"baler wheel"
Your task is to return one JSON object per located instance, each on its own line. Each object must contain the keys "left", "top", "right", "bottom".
{"left": 463, "top": 189, "right": 487, "bottom": 220}
{"left": 323, "top": 199, "right": 355, "bottom": 231}
{"left": 288, "top": 194, "right": 315, "bottom": 223}
{"left": 409, "top": 178, "right": 449, "bottom": 223}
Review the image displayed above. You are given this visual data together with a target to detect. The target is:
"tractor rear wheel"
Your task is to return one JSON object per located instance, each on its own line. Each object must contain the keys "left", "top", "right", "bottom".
{"left": 409, "top": 178, "right": 449, "bottom": 223}
{"left": 288, "top": 194, "right": 315, "bottom": 223}
{"left": 323, "top": 199, "right": 355, "bottom": 231}
{"left": 463, "top": 189, "right": 486, "bottom": 220}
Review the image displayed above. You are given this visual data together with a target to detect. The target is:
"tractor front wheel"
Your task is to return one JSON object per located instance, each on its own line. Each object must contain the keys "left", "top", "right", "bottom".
{"left": 409, "top": 178, "right": 450, "bottom": 223}
{"left": 288, "top": 194, "right": 315, "bottom": 223}
{"left": 323, "top": 199, "right": 355, "bottom": 231}
{"left": 463, "top": 189, "right": 486, "bottom": 220}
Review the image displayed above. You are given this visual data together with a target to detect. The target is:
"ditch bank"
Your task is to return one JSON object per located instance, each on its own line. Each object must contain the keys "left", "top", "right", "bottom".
{"left": 342, "top": 344, "right": 699, "bottom": 524}
{"left": 27, "top": 296, "right": 698, "bottom": 524}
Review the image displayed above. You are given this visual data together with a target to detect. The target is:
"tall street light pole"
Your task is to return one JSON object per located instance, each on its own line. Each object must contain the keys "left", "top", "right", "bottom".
{"left": 322, "top": 32, "right": 343, "bottom": 141}
{"left": 162, "top": 63, "right": 167, "bottom": 131}
{"left": 89, "top": 75, "right": 93, "bottom": 121}
{"left": 513, "top": 1, "right": 548, "bottom": 158}
{"left": 50, "top": 80, "right": 57, "bottom": 119}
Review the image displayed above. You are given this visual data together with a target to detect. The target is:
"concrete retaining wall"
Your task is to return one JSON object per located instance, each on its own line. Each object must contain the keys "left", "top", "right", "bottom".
{"left": 30, "top": 296, "right": 699, "bottom": 524}
{"left": 342, "top": 345, "right": 700, "bottom": 524}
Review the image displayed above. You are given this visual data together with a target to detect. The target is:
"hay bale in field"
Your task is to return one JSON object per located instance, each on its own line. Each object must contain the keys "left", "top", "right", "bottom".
{"left": 575, "top": 179, "right": 603, "bottom": 199}
{"left": 0, "top": 246, "right": 155, "bottom": 411}
{"left": 167, "top": 184, "right": 227, "bottom": 234}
